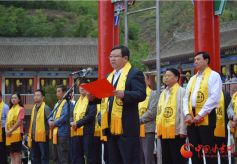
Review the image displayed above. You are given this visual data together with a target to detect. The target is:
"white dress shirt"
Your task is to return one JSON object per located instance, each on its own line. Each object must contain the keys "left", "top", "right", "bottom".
{"left": 183, "top": 70, "right": 222, "bottom": 117}
{"left": 113, "top": 69, "right": 122, "bottom": 86}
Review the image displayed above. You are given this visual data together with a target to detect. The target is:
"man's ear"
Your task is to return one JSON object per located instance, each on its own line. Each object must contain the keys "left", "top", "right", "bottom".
{"left": 124, "top": 56, "right": 128, "bottom": 61}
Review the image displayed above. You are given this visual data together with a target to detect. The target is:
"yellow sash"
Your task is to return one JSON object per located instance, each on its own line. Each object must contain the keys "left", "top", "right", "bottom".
{"left": 101, "top": 62, "right": 132, "bottom": 135}
{"left": 138, "top": 87, "right": 151, "bottom": 137}
{"left": 188, "top": 67, "right": 212, "bottom": 126}
{"left": 156, "top": 83, "right": 179, "bottom": 139}
{"left": 52, "top": 100, "right": 67, "bottom": 144}
{"left": 94, "top": 104, "right": 101, "bottom": 137}
{"left": 231, "top": 92, "right": 237, "bottom": 137}
{"left": 71, "top": 96, "right": 89, "bottom": 137}
{"left": 214, "top": 92, "right": 225, "bottom": 137}
{"left": 0, "top": 101, "right": 4, "bottom": 142}
{"left": 6, "top": 104, "right": 22, "bottom": 146}
{"left": 28, "top": 102, "right": 46, "bottom": 148}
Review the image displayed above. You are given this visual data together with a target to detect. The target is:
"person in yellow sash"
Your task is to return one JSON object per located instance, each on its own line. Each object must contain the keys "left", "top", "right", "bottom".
{"left": 183, "top": 52, "right": 222, "bottom": 164}
{"left": 101, "top": 45, "right": 146, "bottom": 164}
{"left": 214, "top": 91, "right": 231, "bottom": 164}
{"left": 70, "top": 80, "right": 97, "bottom": 164}
{"left": 139, "top": 74, "right": 158, "bottom": 164}
{"left": 6, "top": 93, "right": 25, "bottom": 164}
{"left": 0, "top": 91, "right": 9, "bottom": 164}
{"left": 227, "top": 91, "right": 237, "bottom": 159}
{"left": 156, "top": 68, "right": 186, "bottom": 164}
{"left": 48, "top": 85, "right": 71, "bottom": 164}
{"left": 28, "top": 89, "right": 51, "bottom": 164}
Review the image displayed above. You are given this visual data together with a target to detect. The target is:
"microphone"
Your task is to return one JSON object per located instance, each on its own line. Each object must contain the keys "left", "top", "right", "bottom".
{"left": 71, "top": 68, "right": 93, "bottom": 77}
{"left": 71, "top": 69, "right": 86, "bottom": 75}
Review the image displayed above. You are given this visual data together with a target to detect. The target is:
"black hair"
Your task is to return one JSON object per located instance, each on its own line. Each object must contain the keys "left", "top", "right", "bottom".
{"left": 9, "top": 93, "right": 24, "bottom": 108}
{"left": 111, "top": 45, "right": 130, "bottom": 60}
{"left": 79, "top": 79, "right": 89, "bottom": 85}
{"left": 35, "top": 89, "right": 45, "bottom": 97}
{"left": 0, "top": 91, "right": 2, "bottom": 97}
{"left": 166, "top": 68, "right": 180, "bottom": 81}
{"left": 195, "top": 51, "right": 210, "bottom": 64}
{"left": 57, "top": 85, "right": 67, "bottom": 92}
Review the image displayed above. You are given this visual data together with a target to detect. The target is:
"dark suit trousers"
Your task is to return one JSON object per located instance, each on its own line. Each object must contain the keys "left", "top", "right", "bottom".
{"left": 71, "top": 135, "right": 94, "bottom": 164}
{"left": 108, "top": 135, "right": 140, "bottom": 164}
{"left": 160, "top": 136, "right": 186, "bottom": 164}
{"left": 0, "top": 128, "right": 7, "bottom": 164}
{"left": 187, "top": 109, "right": 217, "bottom": 164}
{"left": 93, "top": 136, "right": 102, "bottom": 164}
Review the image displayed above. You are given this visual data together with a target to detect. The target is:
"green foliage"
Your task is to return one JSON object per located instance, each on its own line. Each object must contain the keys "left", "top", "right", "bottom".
{"left": 42, "top": 85, "right": 57, "bottom": 109}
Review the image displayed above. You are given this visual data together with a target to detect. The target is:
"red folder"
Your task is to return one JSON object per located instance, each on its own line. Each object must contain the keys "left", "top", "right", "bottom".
{"left": 80, "top": 78, "right": 115, "bottom": 98}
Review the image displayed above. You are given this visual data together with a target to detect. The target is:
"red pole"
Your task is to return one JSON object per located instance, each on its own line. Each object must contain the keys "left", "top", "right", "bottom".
{"left": 214, "top": 16, "right": 221, "bottom": 73}
{"left": 98, "top": 0, "right": 114, "bottom": 79}
{"left": 68, "top": 76, "right": 73, "bottom": 88}
{"left": 0, "top": 77, "right": 2, "bottom": 92}
{"left": 194, "top": 0, "right": 219, "bottom": 72}
{"left": 33, "top": 76, "right": 37, "bottom": 91}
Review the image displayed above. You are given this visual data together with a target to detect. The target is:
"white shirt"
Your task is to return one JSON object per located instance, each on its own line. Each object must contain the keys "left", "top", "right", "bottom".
{"left": 183, "top": 70, "right": 222, "bottom": 117}
{"left": 113, "top": 69, "right": 122, "bottom": 86}
{"left": 164, "top": 88, "right": 171, "bottom": 107}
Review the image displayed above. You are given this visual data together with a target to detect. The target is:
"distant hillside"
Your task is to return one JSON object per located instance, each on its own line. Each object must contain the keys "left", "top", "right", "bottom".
{"left": 0, "top": 1, "right": 236, "bottom": 70}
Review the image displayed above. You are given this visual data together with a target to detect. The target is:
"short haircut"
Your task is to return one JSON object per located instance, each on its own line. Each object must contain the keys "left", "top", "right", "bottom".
{"left": 195, "top": 51, "right": 210, "bottom": 64}
{"left": 35, "top": 89, "right": 45, "bottom": 97}
{"left": 166, "top": 68, "right": 180, "bottom": 81}
{"left": 111, "top": 45, "right": 130, "bottom": 60}
{"left": 57, "top": 85, "right": 67, "bottom": 92}
{"left": 79, "top": 79, "right": 88, "bottom": 85}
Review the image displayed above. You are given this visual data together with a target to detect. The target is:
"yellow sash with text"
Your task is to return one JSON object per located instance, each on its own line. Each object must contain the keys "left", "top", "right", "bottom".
{"left": 0, "top": 101, "right": 4, "bottom": 142}
{"left": 214, "top": 92, "right": 225, "bottom": 137}
{"left": 188, "top": 67, "right": 212, "bottom": 126}
{"left": 6, "top": 104, "right": 22, "bottom": 146}
{"left": 101, "top": 62, "right": 132, "bottom": 135}
{"left": 138, "top": 87, "right": 151, "bottom": 137}
{"left": 71, "top": 96, "right": 89, "bottom": 137}
{"left": 52, "top": 100, "right": 67, "bottom": 144}
{"left": 28, "top": 102, "right": 46, "bottom": 148}
{"left": 231, "top": 92, "right": 237, "bottom": 137}
{"left": 94, "top": 104, "right": 101, "bottom": 137}
{"left": 156, "top": 83, "right": 179, "bottom": 139}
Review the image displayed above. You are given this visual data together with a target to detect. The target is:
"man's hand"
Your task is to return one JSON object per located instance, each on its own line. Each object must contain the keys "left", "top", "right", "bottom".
{"left": 70, "top": 121, "right": 77, "bottom": 130}
{"left": 231, "top": 121, "right": 237, "bottom": 128}
{"left": 113, "top": 90, "right": 124, "bottom": 99}
{"left": 48, "top": 121, "right": 55, "bottom": 129}
{"left": 193, "top": 114, "right": 203, "bottom": 124}
{"left": 185, "top": 114, "right": 193, "bottom": 124}
{"left": 233, "top": 115, "right": 237, "bottom": 122}
{"left": 6, "top": 129, "right": 12, "bottom": 137}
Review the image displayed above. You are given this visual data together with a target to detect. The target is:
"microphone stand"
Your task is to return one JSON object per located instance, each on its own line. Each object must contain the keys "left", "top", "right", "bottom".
{"left": 47, "top": 75, "right": 85, "bottom": 121}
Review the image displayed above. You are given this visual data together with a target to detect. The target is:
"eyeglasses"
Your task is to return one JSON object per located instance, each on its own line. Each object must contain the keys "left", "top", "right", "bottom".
{"left": 109, "top": 55, "right": 123, "bottom": 59}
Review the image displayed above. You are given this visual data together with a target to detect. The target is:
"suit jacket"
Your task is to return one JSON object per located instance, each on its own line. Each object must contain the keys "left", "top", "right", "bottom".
{"left": 76, "top": 101, "right": 97, "bottom": 135}
{"left": 108, "top": 67, "right": 146, "bottom": 137}
{"left": 140, "top": 90, "right": 159, "bottom": 133}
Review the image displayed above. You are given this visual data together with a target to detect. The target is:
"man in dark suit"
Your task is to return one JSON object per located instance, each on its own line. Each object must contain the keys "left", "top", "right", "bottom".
{"left": 101, "top": 45, "right": 146, "bottom": 164}
{"left": 70, "top": 80, "right": 97, "bottom": 164}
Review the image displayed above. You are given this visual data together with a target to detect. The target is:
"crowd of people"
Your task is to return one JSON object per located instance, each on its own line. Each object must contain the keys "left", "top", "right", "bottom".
{"left": 0, "top": 45, "right": 237, "bottom": 164}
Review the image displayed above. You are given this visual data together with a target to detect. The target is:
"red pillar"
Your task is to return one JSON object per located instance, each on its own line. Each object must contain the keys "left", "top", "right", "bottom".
{"left": 33, "top": 76, "right": 37, "bottom": 91}
{"left": 98, "top": 0, "right": 114, "bottom": 79}
{"left": 0, "top": 77, "right": 2, "bottom": 92}
{"left": 214, "top": 16, "right": 221, "bottom": 73}
{"left": 69, "top": 76, "right": 73, "bottom": 88}
{"left": 194, "top": 0, "right": 219, "bottom": 72}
